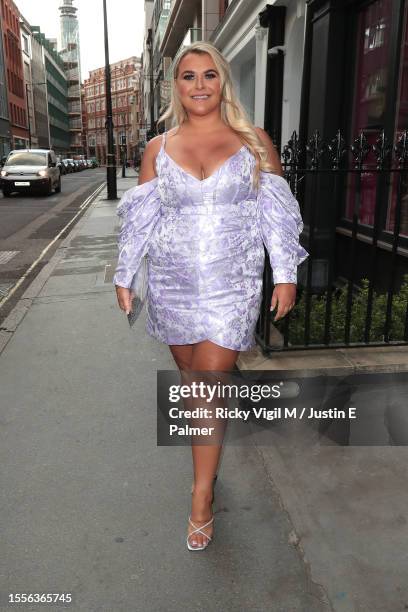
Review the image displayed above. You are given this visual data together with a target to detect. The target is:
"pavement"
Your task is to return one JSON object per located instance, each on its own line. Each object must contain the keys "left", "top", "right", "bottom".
{"left": 0, "top": 174, "right": 407, "bottom": 612}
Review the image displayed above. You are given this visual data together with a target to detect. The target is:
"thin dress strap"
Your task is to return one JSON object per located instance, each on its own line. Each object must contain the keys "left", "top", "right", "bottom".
{"left": 161, "top": 131, "right": 167, "bottom": 152}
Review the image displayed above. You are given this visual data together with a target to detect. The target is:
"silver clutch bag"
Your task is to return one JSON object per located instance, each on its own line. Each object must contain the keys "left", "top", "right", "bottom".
{"left": 127, "top": 255, "right": 148, "bottom": 327}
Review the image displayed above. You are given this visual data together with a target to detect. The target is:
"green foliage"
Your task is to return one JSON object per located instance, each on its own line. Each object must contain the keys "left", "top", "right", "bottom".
{"left": 274, "top": 274, "right": 408, "bottom": 345}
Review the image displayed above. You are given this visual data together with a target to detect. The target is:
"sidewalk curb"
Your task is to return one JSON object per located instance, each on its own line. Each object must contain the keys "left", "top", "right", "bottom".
{"left": 0, "top": 182, "right": 107, "bottom": 356}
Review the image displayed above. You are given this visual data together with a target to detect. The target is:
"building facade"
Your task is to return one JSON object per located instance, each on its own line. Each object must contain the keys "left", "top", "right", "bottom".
{"left": 30, "top": 28, "right": 50, "bottom": 149}
{"left": 129, "top": 71, "right": 141, "bottom": 162}
{"left": 0, "top": 5, "right": 11, "bottom": 157}
{"left": 83, "top": 57, "right": 141, "bottom": 165}
{"left": 140, "top": 0, "right": 155, "bottom": 151}
{"left": 1, "top": 0, "right": 29, "bottom": 149}
{"left": 32, "top": 27, "right": 70, "bottom": 155}
{"left": 59, "top": 0, "right": 83, "bottom": 155}
{"left": 20, "top": 15, "right": 38, "bottom": 148}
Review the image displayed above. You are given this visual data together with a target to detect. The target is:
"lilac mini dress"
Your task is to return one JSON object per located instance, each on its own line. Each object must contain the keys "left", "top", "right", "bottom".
{"left": 113, "top": 130, "right": 309, "bottom": 351}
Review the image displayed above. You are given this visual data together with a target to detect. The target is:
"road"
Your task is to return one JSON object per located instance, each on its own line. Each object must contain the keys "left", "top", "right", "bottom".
{"left": 0, "top": 168, "right": 108, "bottom": 326}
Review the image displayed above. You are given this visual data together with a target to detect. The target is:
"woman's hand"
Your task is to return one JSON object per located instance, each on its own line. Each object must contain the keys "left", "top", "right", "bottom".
{"left": 115, "top": 285, "right": 132, "bottom": 315}
{"left": 270, "top": 283, "right": 296, "bottom": 321}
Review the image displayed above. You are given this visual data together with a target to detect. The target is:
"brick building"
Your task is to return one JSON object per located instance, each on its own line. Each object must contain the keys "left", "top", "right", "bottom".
{"left": 83, "top": 56, "right": 141, "bottom": 165}
{"left": 1, "top": 0, "right": 29, "bottom": 149}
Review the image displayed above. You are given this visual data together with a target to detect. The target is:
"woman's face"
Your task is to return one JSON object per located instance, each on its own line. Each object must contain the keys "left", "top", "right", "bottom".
{"left": 175, "top": 52, "right": 222, "bottom": 117}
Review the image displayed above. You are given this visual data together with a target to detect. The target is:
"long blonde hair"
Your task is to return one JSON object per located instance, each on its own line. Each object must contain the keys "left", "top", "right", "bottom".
{"left": 157, "top": 41, "right": 276, "bottom": 190}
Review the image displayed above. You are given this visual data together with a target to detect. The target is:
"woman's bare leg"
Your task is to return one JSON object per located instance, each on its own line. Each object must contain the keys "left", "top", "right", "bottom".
{"left": 189, "top": 341, "right": 238, "bottom": 547}
{"left": 169, "top": 341, "right": 239, "bottom": 548}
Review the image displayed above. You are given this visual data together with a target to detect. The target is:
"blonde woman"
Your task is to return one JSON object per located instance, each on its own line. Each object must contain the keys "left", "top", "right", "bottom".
{"left": 113, "top": 42, "right": 308, "bottom": 551}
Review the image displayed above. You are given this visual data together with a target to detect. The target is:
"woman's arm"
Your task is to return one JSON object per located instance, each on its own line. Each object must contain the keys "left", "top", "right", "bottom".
{"left": 138, "top": 135, "right": 162, "bottom": 184}
{"left": 254, "top": 127, "right": 301, "bottom": 322}
{"left": 115, "top": 135, "right": 162, "bottom": 315}
{"left": 254, "top": 126, "right": 284, "bottom": 177}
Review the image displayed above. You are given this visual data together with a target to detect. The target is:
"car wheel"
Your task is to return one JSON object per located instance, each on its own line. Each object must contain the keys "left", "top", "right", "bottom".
{"left": 55, "top": 177, "right": 61, "bottom": 193}
{"left": 2, "top": 187, "right": 11, "bottom": 197}
{"left": 43, "top": 180, "right": 52, "bottom": 196}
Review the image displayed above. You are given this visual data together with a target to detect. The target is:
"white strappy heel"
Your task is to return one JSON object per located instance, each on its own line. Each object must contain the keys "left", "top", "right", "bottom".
{"left": 186, "top": 515, "right": 214, "bottom": 551}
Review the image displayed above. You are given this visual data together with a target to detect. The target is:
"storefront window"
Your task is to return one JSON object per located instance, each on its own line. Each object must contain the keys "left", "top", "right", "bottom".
{"left": 345, "top": 0, "right": 392, "bottom": 227}
{"left": 388, "top": 2, "right": 408, "bottom": 236}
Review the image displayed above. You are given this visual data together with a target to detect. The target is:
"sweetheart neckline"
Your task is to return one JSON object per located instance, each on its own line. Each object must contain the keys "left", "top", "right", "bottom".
{"left": 160, "top": 145, "right": 247, "bottom": 183}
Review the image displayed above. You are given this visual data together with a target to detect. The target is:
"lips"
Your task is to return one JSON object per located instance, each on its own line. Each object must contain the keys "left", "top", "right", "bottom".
{"left": 191, "top": 95, "right": 210, "bottom": 100}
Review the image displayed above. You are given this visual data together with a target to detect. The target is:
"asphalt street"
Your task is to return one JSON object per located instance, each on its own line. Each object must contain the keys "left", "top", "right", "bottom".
{"left": 0, "top": 168, "right": 106, "bottom": 325}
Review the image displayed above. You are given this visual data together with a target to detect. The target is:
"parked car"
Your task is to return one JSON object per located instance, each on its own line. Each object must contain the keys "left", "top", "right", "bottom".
{"left": 90, "top": 158, "right": 99, "bottom": 168}
{"left": 56, "top": 156, "right": 66, "bottom": 175}
{"left": 0, "top": 149, "right": 61, "bottom": 197}
{"left": 62, "top": 159, "right": 75, "bottom": 173}
{"left": 66, "top": 158, "right": 78, "bottom": 172}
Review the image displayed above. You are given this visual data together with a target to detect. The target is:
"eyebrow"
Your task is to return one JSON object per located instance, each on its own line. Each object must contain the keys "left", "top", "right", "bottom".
{"left": 180, "top": 69, "right": 218, "bottom": 75}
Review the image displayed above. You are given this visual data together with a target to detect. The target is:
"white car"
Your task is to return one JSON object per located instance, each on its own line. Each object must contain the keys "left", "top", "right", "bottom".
{"left": 0, "top": 149, "right": 61, "bottom": 197}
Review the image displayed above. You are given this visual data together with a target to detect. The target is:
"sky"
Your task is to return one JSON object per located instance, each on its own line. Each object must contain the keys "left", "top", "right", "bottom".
{"left": 15, "top": 0, "right": 145, "bottom": 81}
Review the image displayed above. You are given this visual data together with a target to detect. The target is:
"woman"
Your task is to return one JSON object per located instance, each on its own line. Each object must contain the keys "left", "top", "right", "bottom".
{"left": 113, "top": 41, "right": 308, "bottom": 551}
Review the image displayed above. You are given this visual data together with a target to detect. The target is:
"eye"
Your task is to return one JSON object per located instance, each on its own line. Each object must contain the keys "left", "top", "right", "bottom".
{"left": 182, "top": 74, "right": 195, "bottom": 80}
{"left": 205, "top": 72, "right": 217, "bottom": 79}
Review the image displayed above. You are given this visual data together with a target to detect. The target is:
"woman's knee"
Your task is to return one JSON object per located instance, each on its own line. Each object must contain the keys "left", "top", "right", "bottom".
{"left": 191, "top": 340, "right": 238, "bottom": 371}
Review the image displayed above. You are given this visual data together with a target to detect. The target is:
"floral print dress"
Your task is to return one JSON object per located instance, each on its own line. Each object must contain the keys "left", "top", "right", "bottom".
{"left": 113, "top": 131, "right": 309, "bottom": 351}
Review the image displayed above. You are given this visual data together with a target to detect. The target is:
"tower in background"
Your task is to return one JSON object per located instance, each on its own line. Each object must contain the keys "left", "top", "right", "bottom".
{"left": 58, "top": 0, "right": 83, "bottom": 155}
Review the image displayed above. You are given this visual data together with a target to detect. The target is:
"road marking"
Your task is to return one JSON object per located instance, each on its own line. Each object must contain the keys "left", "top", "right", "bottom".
{"left": 0, "top": 282, "right": 15, "bottom": 297}
{"left": 0, "top": 251, "right": 19, "bottom": 265}
{"left": 0, "top": 182, "right": 105, "bottom": 310}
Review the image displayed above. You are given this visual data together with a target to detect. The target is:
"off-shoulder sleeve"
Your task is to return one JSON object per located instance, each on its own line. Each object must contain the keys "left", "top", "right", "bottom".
{"left": 257, "top": 171, "right": 309, "bottom": 285}
{"left": 113, "top": 177, "right": 161, "bottom": 288}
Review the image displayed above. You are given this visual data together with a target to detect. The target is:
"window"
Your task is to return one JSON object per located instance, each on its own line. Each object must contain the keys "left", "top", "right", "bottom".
{"left": 95, "top": 84, "right": 99, "bottom": 95}
{"left": 96, "top": 100, "right": 100, "bottom": 111}
{"left": 5, "top": 151, "right": 47, "bottom": 166}
{"left": 345, "top": 0, "right": 393, "bottom": 227}
{"left": 100, "top": 83, "right": 105, "bottom": 94}
{"left": 22, "top": 34, "right": 29, "bottom": 54}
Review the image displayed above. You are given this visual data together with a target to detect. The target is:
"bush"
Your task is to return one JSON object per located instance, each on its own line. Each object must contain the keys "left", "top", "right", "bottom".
{"left": 274, "top": 274, "right": 408, "bottom": 345}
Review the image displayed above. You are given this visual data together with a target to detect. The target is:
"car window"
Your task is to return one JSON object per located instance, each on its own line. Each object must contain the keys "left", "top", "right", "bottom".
{"left": 6, "top": 152, "right": 47, "bottom": 166}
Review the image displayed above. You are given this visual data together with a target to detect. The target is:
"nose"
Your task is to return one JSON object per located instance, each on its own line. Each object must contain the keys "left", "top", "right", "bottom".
{"left": 196, "top": 74, "right": 205, "bottom": 89}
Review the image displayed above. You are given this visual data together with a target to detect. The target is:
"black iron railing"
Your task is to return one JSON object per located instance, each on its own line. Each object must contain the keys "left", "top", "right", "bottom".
{"left": 256, "top": 128, "right": 408, "bottom": 352}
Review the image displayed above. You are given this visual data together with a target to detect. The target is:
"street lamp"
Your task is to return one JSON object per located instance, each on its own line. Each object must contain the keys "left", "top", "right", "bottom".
{"left": 103, "top": 0, "right": 117, "bottom": 199}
